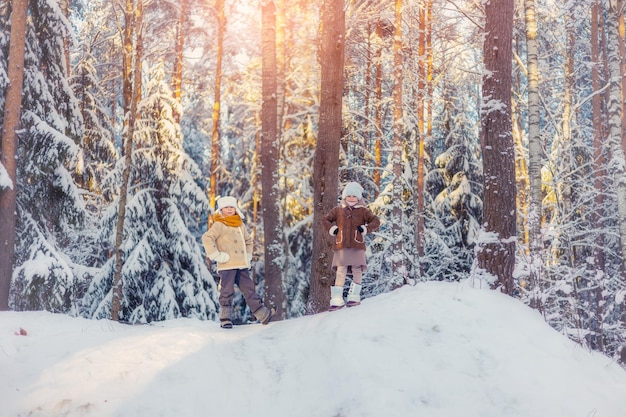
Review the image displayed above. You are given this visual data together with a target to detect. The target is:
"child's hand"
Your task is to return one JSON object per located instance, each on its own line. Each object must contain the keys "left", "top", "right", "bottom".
{"left": 210, "top": 252, "right": 231, "bottom": 263}
{"left": 329, "top": 226, "right": 339, "bottom": 236}
{"left": 358, "top": 225, "right": 367, "bottom": 236}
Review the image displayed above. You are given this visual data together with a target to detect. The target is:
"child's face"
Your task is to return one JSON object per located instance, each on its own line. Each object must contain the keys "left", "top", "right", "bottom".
{"left": 221, "top": 206, "right": 237, "bottom": 216}
{"left": 345, "top": 195, "right": 358, "bottom": 205}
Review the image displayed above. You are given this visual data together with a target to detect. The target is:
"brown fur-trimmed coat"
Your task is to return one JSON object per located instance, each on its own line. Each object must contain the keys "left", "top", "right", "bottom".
{"left": 322, "top": 202, "right": 380, "bottom": 250}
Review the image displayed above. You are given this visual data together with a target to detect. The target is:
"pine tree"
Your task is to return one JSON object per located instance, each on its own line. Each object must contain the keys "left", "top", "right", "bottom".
{"left": 83, "top": 65, "right": 218, "bottom": 323}
{"left": 7, "top": 0, "right": 86, "bottom": 313}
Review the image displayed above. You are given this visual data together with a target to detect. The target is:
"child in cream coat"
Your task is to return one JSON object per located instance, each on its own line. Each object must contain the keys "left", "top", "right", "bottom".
{"left": 202, "top": 196, "right": 274, "bottom": 328}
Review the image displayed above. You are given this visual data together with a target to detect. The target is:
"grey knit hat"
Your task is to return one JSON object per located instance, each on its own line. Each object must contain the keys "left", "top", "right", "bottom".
{"left": 342, "top": 182, "right": 364, "bottom": 200}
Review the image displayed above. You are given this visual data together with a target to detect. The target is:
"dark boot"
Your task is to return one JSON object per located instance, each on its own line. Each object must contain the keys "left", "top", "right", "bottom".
{"left": 220, "top": 306, "right": 233, "bottom": 329}
{"left": 254, "top": 306, "right": 275, "bottom": 325}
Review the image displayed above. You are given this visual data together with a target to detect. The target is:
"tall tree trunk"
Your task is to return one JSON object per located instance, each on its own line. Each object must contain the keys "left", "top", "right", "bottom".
{"left": 209, "top": 0, "right": 225, "bottom": 218}
{"left": 524, "top": 0, "right": 543, "bottom": 310}
{"left": 476, "top": 0, "right": 516, "bottom": 295}
{"left": 112, "top": 0, "right": 144, "bottom": 321}
{"left": 619, "top": 0, "right": 626, "bottom": 149}
{"left": 560, "top": 13, "right": 575, "bottom": 267}
{"left": 261, "top": 0, "right": 285, "bottom": 319}
{"left": 172, "top": 0, "right": 187, "bottom": 123}
{"left": 426, "top": 0, "right": 433, "bottom": 137}
{"left": 414, "top": 0, "right": 426, "bottom": 275}
{"left": 308, "top": 0, "right": 344, "bottom": 313}
{"left": 391, "top": 0, "right": 405, "bottom": 287}
{"left": 59, "top": 0, "right": 70, "bottom": 76}
{"left": 606, "top": 0, "right": 626, "bottom": 342}
{"left": 373, "top": 21, "right": 383, "bottom": 193}
{"left": 591, "top": 0, "right": 606, "bottom": 273}
{"left": 590, "top": 0, "right": 607, "bottom": 352}
{"left": 607, "top": 0, "right": 626, "bottom": 274}
{"left": 0, "top": 0, "right": 28, "bottom": 311}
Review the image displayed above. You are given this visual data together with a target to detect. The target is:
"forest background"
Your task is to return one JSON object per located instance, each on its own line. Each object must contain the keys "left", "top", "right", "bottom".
{"left": 1, "top": 0, "right": 626, "bottom": 365}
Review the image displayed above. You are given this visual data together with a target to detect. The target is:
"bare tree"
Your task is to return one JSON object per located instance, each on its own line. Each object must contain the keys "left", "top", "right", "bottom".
{"left": 0, "top": 0, "right": 28, "bottom": 311}
{"left": 308, "top": 0, "right": 345, "bottom": 313}
{"left": 606, "top": 0, "right": 626, "bottom": 280}
{"left": 112, "top": 0, "right": 144, "bottom": 321}
{"left": 171, "top": 0, "right": 187, "bottom": 123}
{"left": 524, "top": 0, "right": 542, "bottom": 309}
{"left": 414, "top": 0, "right": 428, "bottom": 276}
{"left": 476, "top": 0, "right": 516, "bottom": 295}
{"left": 391, "top": 0, "right": 405, "bottom": 287}
{"left": 209, "top": 0, "right": 225, "bottom": 215}
{"left": 261, "top": 0, "right": 285, "bottom": 319}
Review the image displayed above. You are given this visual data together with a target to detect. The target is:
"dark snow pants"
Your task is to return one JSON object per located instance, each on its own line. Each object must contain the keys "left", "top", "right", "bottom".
{"left": 218, "top": 268, "right": 264, "bottom": 316}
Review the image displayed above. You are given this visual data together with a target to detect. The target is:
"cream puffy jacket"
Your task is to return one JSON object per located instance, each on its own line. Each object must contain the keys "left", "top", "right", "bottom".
{"left": 202, "top": 221, "right": 253, "bottom": 271}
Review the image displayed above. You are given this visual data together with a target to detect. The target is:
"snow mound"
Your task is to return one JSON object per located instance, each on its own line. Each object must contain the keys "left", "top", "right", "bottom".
{"left": 1, "top": 281, "right": 625, "bottom": 417}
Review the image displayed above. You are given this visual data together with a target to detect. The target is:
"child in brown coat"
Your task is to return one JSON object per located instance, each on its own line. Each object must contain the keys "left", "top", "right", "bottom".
{"left": 202, "top": 196, "right": 274, "bottom": 328}
{"left": 322, "top": 182, "right": 380, "bottom": 310}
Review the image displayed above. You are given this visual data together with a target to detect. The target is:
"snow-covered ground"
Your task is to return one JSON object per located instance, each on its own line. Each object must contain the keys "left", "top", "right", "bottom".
{"left": 1, "top": 280, "right": 625, "bottom": 417}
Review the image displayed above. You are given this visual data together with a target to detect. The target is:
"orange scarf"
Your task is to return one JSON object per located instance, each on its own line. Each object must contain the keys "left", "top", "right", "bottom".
{"left": 214, "top": 213, "right": 243, "bottom": 227}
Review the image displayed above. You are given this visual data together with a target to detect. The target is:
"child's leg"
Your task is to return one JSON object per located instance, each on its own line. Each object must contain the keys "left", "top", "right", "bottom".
{"left": 218, "top": 270, "right": 237, "bottom": 326}
{"left": 334, "top": 266, "right": 348, "bottom": 287}
{"left": 329, "top": 266, "right": 348, "bottom": 309}
{"left": 347, "top": 266, "right": 363, "bottom": 306}
{"left": 236, "top": 269, "right": 273, "bottom": 323}
{"left": 351, "top": 265, "right": 363, "bottom": 284}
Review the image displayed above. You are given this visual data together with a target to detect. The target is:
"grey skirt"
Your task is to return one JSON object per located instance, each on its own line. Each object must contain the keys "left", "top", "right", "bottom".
{"left": 332, "top": 248, "right": 367, "bottom": 272}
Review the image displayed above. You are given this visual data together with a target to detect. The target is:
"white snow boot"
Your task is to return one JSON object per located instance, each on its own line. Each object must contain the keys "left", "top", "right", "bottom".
{"left": 329, "top": 286, "right": 345, "bottom": 311}
{"left": 346, "top": 282, "right": 362, "bottom": 307}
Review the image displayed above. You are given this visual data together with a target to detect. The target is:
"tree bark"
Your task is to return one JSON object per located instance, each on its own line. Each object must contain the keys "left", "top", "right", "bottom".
{"left": 524, "top": 0, "right": 542, "bottom": 309}
{"left": 112, "top": 0, "right": 144, "bottom": 321}
{"left": 208, "top": 0, "right": 225, "bottom": 217}
{"left": 261, "top": 0, "right": 285, "bottom": 319}
{"left": 391, "top": 0, "right": 405, "bottom": 287}
{"left": 476, "top": 0, "right": 516, "bottom": 295}
{"left": 606, "top": 0, "right": 626, "bottom": 282}
{"left": 415, "top": 0, "right": 428, "bottom": 276}
{"left": 0, "top": 0, "right": 28, "bottom": 311}
{"left": 373, "top": 21, "right": 383, "bottom": 193}
{"left": 308, "top": 0, "right": 344, "bottom": 314}
{"left": 172, "top": 0, "right": 187, "bottom": 123}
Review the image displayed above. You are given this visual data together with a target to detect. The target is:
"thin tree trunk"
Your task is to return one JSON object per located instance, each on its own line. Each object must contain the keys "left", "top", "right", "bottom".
{"left": 591, "top": 0, "right": 606, "bottom": 272}
{"left": 59, "top": 0, "right": 70, "bottom": 76}
{"left": 414, "top": 0, "right": 426, "bottom": 273}
{"left": 426, "top": 0, "right": 433, "bottom": 137}
{"left": 112, "top": 0, "right": 144, "bottom": 321}
{"left": 209, "top": 0, "right": 225, "bottom": 219}
{"left": 524, "top": 0, "right": 542, "bottom": 310}
{"left": 251, "top": 110, "right": 261, "bottom": 282}
{"left": 476, "top": 0, "right": 516, "bottom": 295}
{"left": 618, "top": 0, "right": 626, "bottom": 149}
{"left": 261, "top": 0, "right": 285, "bottom": 319}
{"left": 172, "top": 0, "right": 187, "bottom": 123}
{"left": 591, "top": 0, "right": 607, "bottom": 352}
{"left": 560, "top": 15, "right": 575, "bottom": 267}
{"left": 373, "top": 21, "right": 383, "bottom": 193}
{"left": 391, "top": 0, "right": 405, "bottom": 287}
{"left": 606, "top": 0, "right": 626, "bottom": 288}
{"left": 308, "top": 0, "right": 344, "bottom": 313}
{"left": 0, "top": 0, "right": 28, "bottom": 311}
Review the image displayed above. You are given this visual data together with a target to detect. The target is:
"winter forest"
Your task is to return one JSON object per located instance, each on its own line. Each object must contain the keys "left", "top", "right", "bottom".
{"left": 1, "top": 0, "right": 626, "bottom": 364}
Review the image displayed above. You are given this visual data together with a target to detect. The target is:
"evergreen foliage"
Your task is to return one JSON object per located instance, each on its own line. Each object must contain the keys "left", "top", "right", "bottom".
{"left": 7, "top": 0, "right": 86, "bottom": 314}
{"left": 82, "top": 66, "right": 217, "bottom": 322}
